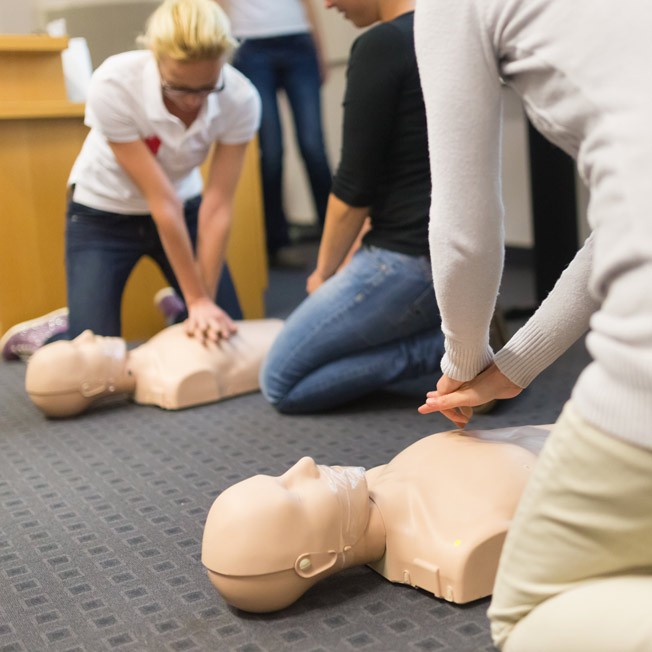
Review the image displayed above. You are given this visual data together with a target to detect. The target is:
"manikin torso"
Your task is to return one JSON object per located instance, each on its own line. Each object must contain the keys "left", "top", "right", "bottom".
{"left": 25, "top": 319, "right": 283, "bottom": 417}
{"left": 201, "top": 425, "right": 550, "bottom": 611}
{"left": 128, "top": 320, "right": 283, "bottom": 410}
{"left": 367, "top": 426, "right": 547, "bottom": 603}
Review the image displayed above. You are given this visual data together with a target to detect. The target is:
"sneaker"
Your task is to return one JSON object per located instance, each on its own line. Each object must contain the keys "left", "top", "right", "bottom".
{"left": 154, "top": 287, "right": 186, "bottom": 325}
{"left": 0, "top": 308, "right": 69, "bottom": 361}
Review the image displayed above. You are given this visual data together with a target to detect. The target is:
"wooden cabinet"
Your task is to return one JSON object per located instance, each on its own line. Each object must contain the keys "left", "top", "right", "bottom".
{"left": 0, "top": 35, "right": 267, "bottom": 341}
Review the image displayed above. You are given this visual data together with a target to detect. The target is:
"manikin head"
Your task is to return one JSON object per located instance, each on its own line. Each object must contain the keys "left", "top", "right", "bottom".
{"left": 201, "top": 458, "right": 372, "bottom": 612}
{"left": 25, "top": 330, "right": 133, "bottom": 417}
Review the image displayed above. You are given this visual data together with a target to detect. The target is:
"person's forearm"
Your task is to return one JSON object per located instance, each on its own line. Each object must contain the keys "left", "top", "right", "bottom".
{"left": 495, "top": 233, "right": 597, "bottom": 387}
{"left": 315, "top": 194, "right": 369, "bottom": 281}
{"left": 415, "top": 0, "right": 504, "bottom": 381}
{"left": 150, "top": 197, "right": 209, "bottom": 306}
{"left": 107, "top": 139, "right": 212, "bottom": 309}
{"left": 196, "top": 199, "right": 232, "bottom": 300}
{"left": 193, "top": 141, "right": 247, "bottom": 299}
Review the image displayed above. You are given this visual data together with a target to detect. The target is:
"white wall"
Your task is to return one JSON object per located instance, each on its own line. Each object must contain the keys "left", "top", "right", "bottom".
{"left": 0, "top": 0, "right": 38, "bottom": 32}
{"left": 501, "top": 87, "right": 534, "bottom": 247}
{"left": 279, "top": 4, "right": 357, "bottom": 225}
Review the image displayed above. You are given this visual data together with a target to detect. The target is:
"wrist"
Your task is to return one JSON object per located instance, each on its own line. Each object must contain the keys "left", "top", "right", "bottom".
{"left": 185, "top": 293, "right": 211, "bottom": 309}
{"left": 314, "top": 268, "right": 333, "bottom": 283}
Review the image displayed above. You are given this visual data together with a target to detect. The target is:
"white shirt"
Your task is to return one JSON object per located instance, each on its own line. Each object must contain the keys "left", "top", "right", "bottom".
{"left": 70, "top": 50, "right": 261, "bottom": 214}
{"left": 228, "top": 0, "right": 309, "bottom": 39}
{"left": 415, "top": 0, "right": 652, "bottom": 449}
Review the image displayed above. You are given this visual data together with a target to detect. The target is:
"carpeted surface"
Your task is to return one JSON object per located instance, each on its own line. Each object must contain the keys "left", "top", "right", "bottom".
{"left": 0, "top": 336, "right": 590, "bottom": 652}
{"left": 0, "top": 246, "right": 592, "bottom": 651}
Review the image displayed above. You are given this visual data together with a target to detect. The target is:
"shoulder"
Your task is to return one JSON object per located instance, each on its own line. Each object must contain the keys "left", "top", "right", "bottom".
{"left": 89, "top": 51, "right": 153, "bottom": 103}
{"left": 347, "top": 15, "right": 415, "bottom": 87}
{"left": 93, "top": 50, "right": 152, "bottom": 84}
{"left": 85, "top": 51, "right": 155, "bottom": 137}
{"left": 349, "top": 13, "right": 415, "bottom": 75}
{"left": 351, "top": 13, "right": 414, "bottom": 59}
{"left": 208, "top": 64, "right": 261, "bottom": 140}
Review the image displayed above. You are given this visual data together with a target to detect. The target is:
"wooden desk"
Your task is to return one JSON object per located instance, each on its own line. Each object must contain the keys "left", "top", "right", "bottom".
{"left": 0, "top": 35, "right": 267, "bottom": 340}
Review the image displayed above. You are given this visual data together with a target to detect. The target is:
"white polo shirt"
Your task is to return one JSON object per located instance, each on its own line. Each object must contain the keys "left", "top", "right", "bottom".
{"left": 70, "top": 50, "right": 261, "bottom": 215}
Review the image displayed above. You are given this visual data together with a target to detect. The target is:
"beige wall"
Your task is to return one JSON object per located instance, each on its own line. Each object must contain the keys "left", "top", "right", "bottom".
{"left": 0, "top": 0, "right": 38, "bottom": 33}
{"left": 279, "top": 4, "right": 358, "bottom": 225}
{"left": 38, "top": 0, "right": 158, "bottom": 68}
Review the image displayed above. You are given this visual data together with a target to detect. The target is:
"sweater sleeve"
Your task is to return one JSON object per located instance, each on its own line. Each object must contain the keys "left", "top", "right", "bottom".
{"left": 331, "top": 23, "right": 407, "bottom": 206}
{"left": 415, "top": 0, "right": 505, "bottom": 381}
{"left": 495, "top": 233, "right": 598, "bottom": 387}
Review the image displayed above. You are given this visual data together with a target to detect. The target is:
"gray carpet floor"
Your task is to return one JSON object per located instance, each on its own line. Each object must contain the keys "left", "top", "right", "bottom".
{"left": 0, "top": 244, "right": 591, "bottom": 652}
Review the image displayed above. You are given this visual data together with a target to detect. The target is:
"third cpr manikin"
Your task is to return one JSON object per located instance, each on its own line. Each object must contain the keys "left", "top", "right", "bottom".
{"left": 202, "top": 425, "right": 549, "bottom": 611}
{"left": 25, "top": 320, "right": 283, "bottom": 417}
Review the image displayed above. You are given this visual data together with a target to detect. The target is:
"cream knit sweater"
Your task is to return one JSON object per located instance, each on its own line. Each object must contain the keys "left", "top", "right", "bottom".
{"left": 415, "top": 0, "right": 652, "bottom": 449}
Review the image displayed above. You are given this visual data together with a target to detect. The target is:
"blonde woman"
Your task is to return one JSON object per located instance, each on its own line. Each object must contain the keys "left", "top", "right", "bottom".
{"left": 1, "top": 0, "right": 260, "bottom": 360}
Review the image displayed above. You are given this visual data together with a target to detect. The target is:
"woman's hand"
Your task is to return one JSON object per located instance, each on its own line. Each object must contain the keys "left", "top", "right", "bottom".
{"left": 185, "top": 297, "right": 237, "bottom": 343}
{"left": 418, "top": 363, "right": 523, "bottom": 427}
{"left": 306, "top": 270, "right": 328, "bottom": 294}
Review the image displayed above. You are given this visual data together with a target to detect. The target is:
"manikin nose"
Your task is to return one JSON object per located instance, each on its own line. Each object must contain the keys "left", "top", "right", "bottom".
{"left": 283, "top": 457, "right": 320, "bottom": 484}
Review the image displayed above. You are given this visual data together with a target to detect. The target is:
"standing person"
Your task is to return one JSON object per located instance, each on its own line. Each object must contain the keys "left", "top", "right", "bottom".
{"left": 0, "top": 0, "right": 260, "bottom": 361}
{"left": 414, "top": 1, "right": 652, "bottom": 650}
{"left": 259, "top": 0, "right": 448, "bottom": 413}
{"left": 222, "top": 0, "right": 332, "bottom": 268}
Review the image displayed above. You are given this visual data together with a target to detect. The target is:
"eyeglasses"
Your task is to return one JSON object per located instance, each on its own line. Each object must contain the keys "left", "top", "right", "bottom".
{"left": 160, "top": 74, "right": 225, "bottom": 101}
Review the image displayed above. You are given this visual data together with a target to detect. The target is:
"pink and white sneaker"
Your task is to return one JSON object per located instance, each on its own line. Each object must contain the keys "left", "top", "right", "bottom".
{"left": 154, "top": 287, "right": 186, "bottom": 326}
{"left": 0, "top": 308, "right": 69, "bottom": 361}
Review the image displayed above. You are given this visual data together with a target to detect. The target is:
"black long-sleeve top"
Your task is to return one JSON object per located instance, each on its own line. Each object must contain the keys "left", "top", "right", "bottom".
{"left": 331, "top": 11, "right": 431, "bottom": 257}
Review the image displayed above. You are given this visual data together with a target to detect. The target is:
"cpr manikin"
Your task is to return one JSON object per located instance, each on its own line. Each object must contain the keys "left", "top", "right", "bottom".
{"left": 201, "top": 425, "right": 549, "bottom": 612}
{"left": 25, "top": 320, "right": 283, "bottom": 417}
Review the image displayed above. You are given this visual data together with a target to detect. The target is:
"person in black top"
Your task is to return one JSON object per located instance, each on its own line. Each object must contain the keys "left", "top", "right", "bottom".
{"left": 260, "top": 0, "right": 443, "bottom": 413}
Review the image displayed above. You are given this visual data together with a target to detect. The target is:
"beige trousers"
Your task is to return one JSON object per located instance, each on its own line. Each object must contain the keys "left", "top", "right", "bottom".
{"left": 489, "top": 402, "right": 652, "bottom": 652}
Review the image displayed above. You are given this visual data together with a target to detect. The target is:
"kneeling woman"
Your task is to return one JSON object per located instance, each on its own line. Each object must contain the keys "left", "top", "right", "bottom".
{"left": 259, "top": 1, "right": 446, "bottom": 414}
{"left": 2, "top": 0, "right": 260, "bottom": 359}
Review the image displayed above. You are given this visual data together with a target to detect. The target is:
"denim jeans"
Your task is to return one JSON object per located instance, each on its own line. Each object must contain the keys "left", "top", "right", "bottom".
{"left": 233, "top": 34, "right": 332, "bottom": 254}
{"left": 58, "top": 196, "right": 242, "bottom": 341}
{"left": 260, "top": 245, "right": 444, "bottom": 413}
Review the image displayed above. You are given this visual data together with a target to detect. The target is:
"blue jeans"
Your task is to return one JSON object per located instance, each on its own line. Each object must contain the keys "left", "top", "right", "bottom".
{"left": 233, "top": 34, "right": 332, "bottom": 254}
{"left": 58, "top": 196, "right": 242, "bottom": 340}
{"left": 260, "top": 245, "right": 444, "bottom": 413}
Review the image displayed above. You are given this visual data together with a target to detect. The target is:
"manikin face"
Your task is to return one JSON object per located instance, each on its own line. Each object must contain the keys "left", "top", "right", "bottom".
{"left": 275, "top": 457, "right": 369, "bottom": 553}
{"left": 68, "top": 330, "right": 128, "bottom": 391}
{"left": 202, "top": 458, "right": 369, "bottom": 578}
{"left": 25, "top": 330, "right": 130, "bottom": 417}
{"left": 27, "top": 330, "right": 126, "bottom": 393}
{"left": 324, "top": 0, "right": 380, "bottom": 27}
{"left": 158, "top": 55, "right": 224, "bottom": 115}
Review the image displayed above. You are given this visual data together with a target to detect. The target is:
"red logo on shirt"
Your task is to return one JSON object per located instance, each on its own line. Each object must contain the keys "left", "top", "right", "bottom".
{"left": 144, "top": 135, "right": 161, "bottom": 155}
